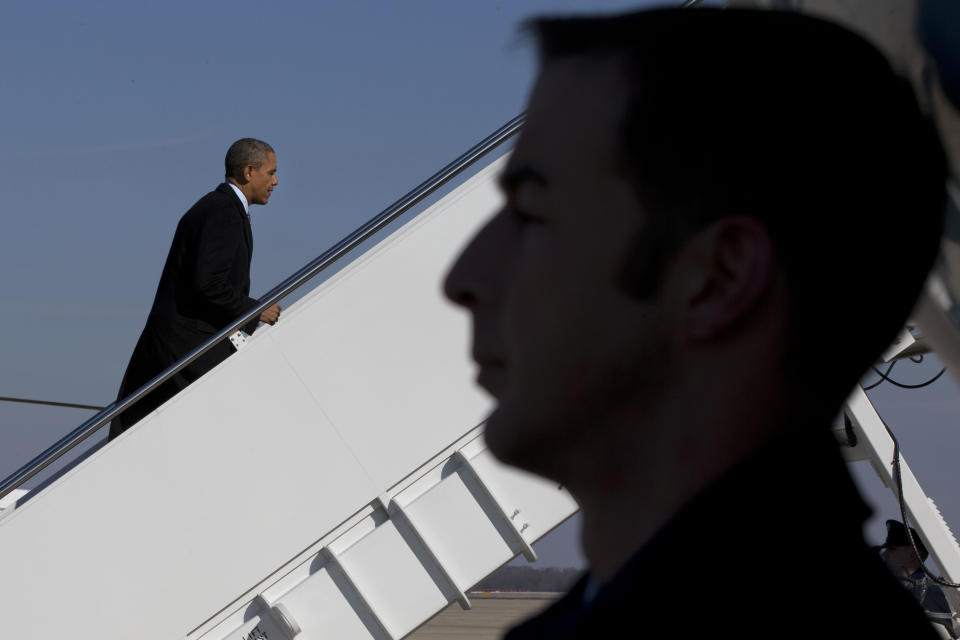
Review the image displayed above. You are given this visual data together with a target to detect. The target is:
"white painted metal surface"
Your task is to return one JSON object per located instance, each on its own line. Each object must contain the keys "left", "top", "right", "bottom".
{"left": 0, "top": 488, "right": 27, "bottom": 513}
{"left": 843, "top": 385, "right": 960, "bottom": 617}
{"left": 196, "top": 437, "right": 575, "bottom": 640}
{"left": 0, "top": 154, "right": 579, "bottom": 639}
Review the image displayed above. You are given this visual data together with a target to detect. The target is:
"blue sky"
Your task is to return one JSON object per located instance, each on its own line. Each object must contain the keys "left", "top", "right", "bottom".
{"left": 1, "top": 0, "right": 958, "bottom": 570}
{"left": 1, "top": 0, "right": 663, "bottom": 406}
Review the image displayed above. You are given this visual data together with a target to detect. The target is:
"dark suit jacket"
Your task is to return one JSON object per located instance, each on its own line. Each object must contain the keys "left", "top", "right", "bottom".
{"left": 110, "top": 183, "right": 261, "bottom": 438}
{"left": 505, "top": 428, "right": 941, "bottom": 639}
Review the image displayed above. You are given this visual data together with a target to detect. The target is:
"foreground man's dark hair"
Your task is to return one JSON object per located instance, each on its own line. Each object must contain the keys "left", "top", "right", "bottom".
{"left": 529, "top": 9, "right": 948, "bottom": 416}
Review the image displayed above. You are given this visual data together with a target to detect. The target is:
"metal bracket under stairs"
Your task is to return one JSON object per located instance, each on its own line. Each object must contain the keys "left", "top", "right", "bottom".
{"left": 453, "top": 449, "right": 537, "bottom": 562}
{"left": 194, "top": 436, "right": 576, "bottom": 640}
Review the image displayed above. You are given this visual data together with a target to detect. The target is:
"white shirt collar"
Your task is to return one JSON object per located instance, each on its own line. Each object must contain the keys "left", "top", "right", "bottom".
{"left": 227, "top": 182, "right": 249, "bottom": 215}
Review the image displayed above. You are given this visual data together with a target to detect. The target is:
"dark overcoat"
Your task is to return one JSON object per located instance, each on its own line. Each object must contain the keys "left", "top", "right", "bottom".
{"left": 110, "top": 184, "right": 260, "bottom": 439}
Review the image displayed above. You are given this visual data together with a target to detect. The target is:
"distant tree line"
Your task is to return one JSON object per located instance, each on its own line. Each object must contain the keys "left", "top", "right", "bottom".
{"left": 471, "top": 566, "right": 584, "bottom": 593}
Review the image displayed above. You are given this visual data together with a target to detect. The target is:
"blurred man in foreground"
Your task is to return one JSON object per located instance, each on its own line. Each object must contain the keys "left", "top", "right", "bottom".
{"left": 444, "top": 8, "right": 948, "bottom": 637}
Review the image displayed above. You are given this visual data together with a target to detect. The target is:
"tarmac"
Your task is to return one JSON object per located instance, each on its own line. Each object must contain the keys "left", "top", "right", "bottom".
{"left": 407, "top": 592, "right": 558, "bottom": 639}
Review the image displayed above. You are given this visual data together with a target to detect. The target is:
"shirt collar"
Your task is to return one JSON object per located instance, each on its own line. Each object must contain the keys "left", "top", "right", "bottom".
{"left": 227, "top": 182, "right": 250, "bottom": 215}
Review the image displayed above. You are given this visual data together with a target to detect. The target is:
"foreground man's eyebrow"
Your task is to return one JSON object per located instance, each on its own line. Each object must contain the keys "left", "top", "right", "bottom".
{"left": 498, "top": 165, "right": 548, "bottom": 192}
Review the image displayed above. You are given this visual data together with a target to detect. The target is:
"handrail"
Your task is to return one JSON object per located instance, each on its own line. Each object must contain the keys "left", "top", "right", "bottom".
{"left": 0, "top": 113, "right": 524, "bottom": 501}
{"left": 0, "top": 396, "right": 104, "bottom": 411}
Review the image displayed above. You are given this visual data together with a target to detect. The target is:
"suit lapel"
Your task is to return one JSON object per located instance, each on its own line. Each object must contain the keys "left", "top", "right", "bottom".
{"left": 218, "top": 183, "right": 253, "bottom": 261}
{"left": 241, "top": 209, "right": 253, "bottom": 262}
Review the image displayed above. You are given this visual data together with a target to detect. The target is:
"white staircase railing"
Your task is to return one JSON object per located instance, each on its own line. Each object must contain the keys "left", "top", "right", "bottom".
{"left": 0, "top": 137, "right": 579, "bottom": 640}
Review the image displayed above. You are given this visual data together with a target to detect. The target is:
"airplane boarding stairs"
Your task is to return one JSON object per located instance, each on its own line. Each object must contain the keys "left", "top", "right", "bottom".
{"left": 4, "top": 115, "right": 960, "bottom": 638}
{"left": 0, "top": 146, "right": 578, "bottom": 639}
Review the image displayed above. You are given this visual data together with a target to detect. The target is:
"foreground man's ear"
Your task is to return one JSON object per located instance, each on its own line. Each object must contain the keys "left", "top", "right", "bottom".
{"left": 682, "top": 216, "right": 776, "bottom": 341}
